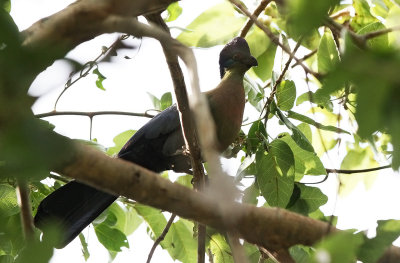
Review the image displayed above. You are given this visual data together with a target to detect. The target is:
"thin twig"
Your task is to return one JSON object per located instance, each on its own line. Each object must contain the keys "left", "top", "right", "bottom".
{"left": 258, "top": 246, "right": 280, "bottom": 263}
{"left": 291, "top": 49, "right": 317, "bottom": 68}
{"left": 54, "top": 34, "right": 130, "bottom": 110}
{"left": 239, "top": 0, "right": 271, "bottom": 38}
{"left": 35, "top": 110, "right": 154, "bottom": 119}
{"left": 146, "top": 213, "right": 177, "bottom": 263}
{"left": 261, "top": 38, "right": 303, "bottom": 120}
{"left": 364, "top": 26, "right": 400, "bottom": 40}
{"left": 16, "top": 179, "right": 35, "bottom": 241}
{"left": 229, "top": 0, "right": 321, "bottom": 80}
{"left": 326, "top": 164, "right": 391, "bottom": 174}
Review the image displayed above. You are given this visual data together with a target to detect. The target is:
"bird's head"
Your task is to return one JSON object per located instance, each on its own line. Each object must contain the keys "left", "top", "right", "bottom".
{"left": 219, "top": 37, "right": 258, "bottom": 78}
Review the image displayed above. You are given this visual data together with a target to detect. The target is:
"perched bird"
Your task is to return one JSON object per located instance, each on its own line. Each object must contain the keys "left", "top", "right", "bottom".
{"left": 34, "top": 37, "right": 257, "bottom": 248}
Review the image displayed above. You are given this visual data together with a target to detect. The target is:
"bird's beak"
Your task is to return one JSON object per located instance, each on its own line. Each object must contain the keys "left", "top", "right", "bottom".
{"left": 243, "top": 55, "right": 258, "bottom": 67}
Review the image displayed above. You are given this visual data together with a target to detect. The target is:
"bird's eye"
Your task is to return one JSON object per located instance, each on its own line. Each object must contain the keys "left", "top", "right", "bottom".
{"left": 233, "top": 54, "right": 240, "bottom": 60}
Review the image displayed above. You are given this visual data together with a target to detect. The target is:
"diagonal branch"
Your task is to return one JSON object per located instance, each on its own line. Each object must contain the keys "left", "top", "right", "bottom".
{"left": 53, "top": 141, "right": 400, "bottom": 262}
{"left": 239, "top": 0, "right": 271, "bottom": 38}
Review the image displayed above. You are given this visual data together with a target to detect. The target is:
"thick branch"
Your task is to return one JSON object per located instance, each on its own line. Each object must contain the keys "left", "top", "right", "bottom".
{"left": 21, "top": 0, "right": 177, "bottom": 83}
{"left": 53, "top": 142, "right": 400, "bottom": 262}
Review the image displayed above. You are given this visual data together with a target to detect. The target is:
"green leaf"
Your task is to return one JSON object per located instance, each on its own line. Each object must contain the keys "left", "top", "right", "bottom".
{"left": 256, "top": 139, "right": 295, "bottom": 207}
{"left": 134, "top": 204, "right": 168, "bottom": 238}
{"left": 168, "top": 219, "right": 197, "bottom": 263}
{"left": 93, "top": 68, "right": 106, "bottom": 91}
{"left": 242, "top": 182, "right": 259, "bottom": 205}
{"left": 247, "top": 120, "right": 267, "bottom": 153}
{"left": 1, "top": 0, "right": 10, "bottom": 13}
{"left": 251, "top": 42, "right": 277, "bottom": 82}
{"left": 147, "top": 92, "right": 161, "bottom": 110}
{"left": 0, "top": 184, "right": 19, "bottom": 218}
{"left": 165, "top": 2, "right": 182, "bottom": 22}
{"left": 287, "top": 0, "right": 340, "bottom": 37}
{"left": 94, "top": 223, "right": 129, "bottom": 252}
{"left": 296, "top": 90, "right": 333, "bottom": 111}
{"left": 275, "top": 107, "right": 314, "bottom": 152}
{"left": 210, "top": 234, "right": 233, "bottom": 263}
{"left": 79, "top": 233, "right": 90, "bottom": 261}
{"left": 286, "top": 184, "right": 328, "bottom": 215}
{"left": 160, "top": 92, "right": 173, "bottom": 110}
{"left": 358, "top": 220, "right": 400, "bottom": 263}
{"left": 318, "top": 31, "right": 340, "bottom": 74}
{"left": 351, "top": 0, "right": 380, "bottom": 31}
{"left": 289, "top": 245, "right": 314, "bottom": 263}
{"left": 287, "top": 110, "right": 350, "bottom": 134}
{"left": 175, "top": 174, "right": 193, "bottom": 188}
{"left": 244, "top": 242, "right": 261, "bottom": 263}
{"left": 276, "top": 80, "right": 296, "bottom": 111}
{"left": 177, "top": 2, "right": 245, "bottom": 47}
{"left": 0, "top": 255, "right": 13, "bottom": 263}
{"left": 339, "top": 147, "right": 379, "bottom": 195}
{"left": 280, "top": 133, "right": 326, "bottom": 177}
{"left": 312, "top": 231, "right": 364, "bottom": 263}
{"left": 358, "top": 22, "right": 388, "bottom": 50}
{"left": 106, "top": 130, "right": 136, "bottom": 156}
{"left": 244, "top": 76, "right": 264, "bottom": 112}
{"left": 245, "top": 26, "right": 270, "bottom": 58}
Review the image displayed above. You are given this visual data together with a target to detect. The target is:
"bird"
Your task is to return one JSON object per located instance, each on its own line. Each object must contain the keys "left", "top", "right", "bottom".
{"left": 34, "top": 37, "right": 257, "bottom": 248}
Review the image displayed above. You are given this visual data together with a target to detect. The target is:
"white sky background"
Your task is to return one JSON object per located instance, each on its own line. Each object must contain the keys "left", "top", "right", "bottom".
{"left": 10, "top": 0, "right": 400, "bottom": 262}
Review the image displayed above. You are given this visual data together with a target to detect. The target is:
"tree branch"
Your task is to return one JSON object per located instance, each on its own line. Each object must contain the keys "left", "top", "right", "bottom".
{"left": 35, "top": 110, "right": 154, "bottom": 119}
{"left": 52, "top": 141, "right": 400, "bottom": 262}
{"left": 16, "top": 179, "right": 35, "bottom": 241}
{"left": 239, "top": 0, "right": 271, "bottom": 38}
{"left": 326, "top": 164, "right": 392, "bottom": 174}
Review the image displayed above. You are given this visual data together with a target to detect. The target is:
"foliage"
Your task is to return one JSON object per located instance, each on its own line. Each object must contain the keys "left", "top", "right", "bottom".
{"left": 1, "top": 0, "right": 400, "bottom": 262}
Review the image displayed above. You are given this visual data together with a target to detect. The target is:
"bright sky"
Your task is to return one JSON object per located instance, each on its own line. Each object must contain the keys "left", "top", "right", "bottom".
{"left": 10, "top": 0, "right": 400, "bottom": 262}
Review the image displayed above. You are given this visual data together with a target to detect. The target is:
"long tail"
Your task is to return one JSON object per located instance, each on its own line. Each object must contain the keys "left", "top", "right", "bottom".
{"left": 34, "top": 181, "right": 117, "bottom": 248}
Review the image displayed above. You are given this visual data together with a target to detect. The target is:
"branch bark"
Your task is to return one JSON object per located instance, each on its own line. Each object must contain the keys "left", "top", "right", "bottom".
{"left": 53, "top": 142, "right": 400, "bottom": 262}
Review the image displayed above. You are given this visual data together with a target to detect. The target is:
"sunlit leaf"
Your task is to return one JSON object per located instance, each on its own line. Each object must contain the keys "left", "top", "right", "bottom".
{"left": 312, "top": 231, "right": 364, "bottom": 263}
{"left": 177, "top": 2, "right": 245, "bottom": 47}
{"left": 93, "top": 68, "right": 106, "bottom": 91}
{"left": 0, "top": 184, "right": 19, "bottom": 218}
{"left": 168, "top": 219, "right": 197, "bottom": 263}
{"left": 287, "top": 110, "right": 350, "bottom": 134}
{"left": 210, "top": 234, "right": 233, "bottom": 263}
{"left": 286, "top": 184, "right": 328, "bottom": 215}
{"left": 165, "top": 2, "right": 182, "bottom": 22}
{"left": 276, "top": 80, "right": 296, "bottom": 111}
{"left": 287, "top": 0, "right": 340, "bottom": 36}
{"left": 318, "top": 31, "right": 340, "bottom": 74}
{"left": 339, "top": 147, "right": 379, "bottom": 195}
{"left": 160, "top": 92, "right": 173, "bottom": 110}
{"left": 256, "top": 139, "right": 295, "bottom": 207}
{"left": 358, "top": 220, "right": 400, "bottom": 263}
{"left": 94, "top": 223, "right": 129, "bottom": 252}
{"left": 106, "top": 130, "right": 136, "bottom": 156}
{"left": 358, "top": 22, "right": 388, "bottom": 50}
{"left": 280, "top": 133, "right": 326, "bottom": 178}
